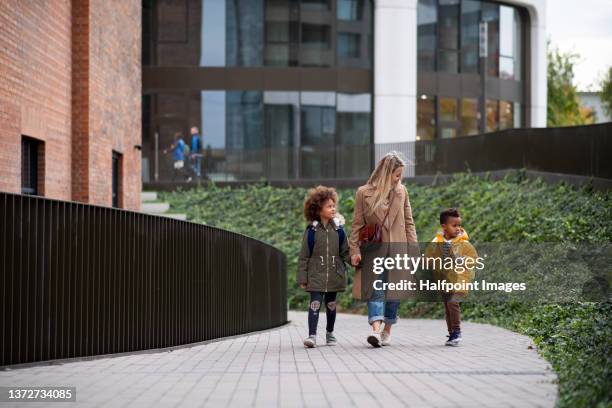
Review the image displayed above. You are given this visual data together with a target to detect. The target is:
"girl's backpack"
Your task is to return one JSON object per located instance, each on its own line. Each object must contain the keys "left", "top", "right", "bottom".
{"left": 307, "top": 225, "right": 346, "bottom": 257}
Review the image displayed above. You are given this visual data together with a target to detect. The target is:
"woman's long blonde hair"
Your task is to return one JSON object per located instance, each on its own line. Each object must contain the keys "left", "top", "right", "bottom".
{"left": 366, "top": 151, "right": 406, "bottom": 215}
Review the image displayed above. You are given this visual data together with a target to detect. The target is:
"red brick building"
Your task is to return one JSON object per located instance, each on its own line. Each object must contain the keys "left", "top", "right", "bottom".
{"left": 0, "top": 0, "right": 141, "bottom": 210}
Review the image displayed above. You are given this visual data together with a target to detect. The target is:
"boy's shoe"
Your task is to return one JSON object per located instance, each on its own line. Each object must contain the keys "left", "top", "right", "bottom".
{"left": 326, "top": 331, "right": 337, "bottom": 346}
{"left": 367, "top": 331, "right": 382, "bottom": 348}
{"left": 380, "top": 331, "right": 391, "bottom": 346}
{"left": 445, "top": 330, "right": 462, "bottom": 347}
{"left": 303, "top": 335, "right": 317, "bottom": 348}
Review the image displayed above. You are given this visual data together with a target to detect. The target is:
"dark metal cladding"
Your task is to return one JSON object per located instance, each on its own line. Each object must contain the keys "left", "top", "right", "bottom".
{"left": 0, "top": 192, "right": 288, "bottom": 367}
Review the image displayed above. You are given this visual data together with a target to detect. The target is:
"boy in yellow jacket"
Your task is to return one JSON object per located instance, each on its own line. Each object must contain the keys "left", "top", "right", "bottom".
{"left": 425, "top": 208, "right": 478, "bottom": 346}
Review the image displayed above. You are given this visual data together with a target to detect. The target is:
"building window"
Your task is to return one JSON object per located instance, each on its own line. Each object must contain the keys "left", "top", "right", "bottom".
{"left": 499, "top": 100, "right": 513, "bottom": 129}
{"left": 482, "top": 3, "right": 499, "bottom": 77}
{"left": 437, "top": 0, "right": 459, "bottom": 73}
{"left": 147, "top": 0, "right": 372, "bottom": 69}
{"left": 302, "top": 0, "right": 330, "bottom": 11}
{"left": 460, "top": 0, "right": 480, "bottom": 74}
{"left": 417, "top": 0, "right": 437, "bottom": 72}
{"left": 302, "top": 23, "right": 331, "bottom": 49}
{"left": 112, "top": 151, "right": 122, "bottom": 208}
{"left": 336, "top": 93, "right": 371, "bottom": 178}
{"left": 417, "top": 0, "right": 525, "bottom": 135}
{"left": 499, "top": 6, "right": 515, "bottom": 79}
{"left": 226, "top": 0, "right": 265, "bottom": 67}
{"left": 21, "top": 137, "right": 42, "bottom": 195}
{"left": 300, "top": 92, "right": 336, "bottom": 178}
{"left": 513, "top": 9, "right": 522, "bottom": 81}
{"left": 337, "top": 0, "right": 362, "bottom": 20}
{"left": 336, "top": 93, "right": 371, "bottom": 145}
{"left": 513, "top": 102, "right": 522, "bottom": 128}
{"left": 337, "top": 32, "right": 361, "bottom": 58}
{"left": 301, "top": 23, "right": 332, "bottom": 67}
{"left": 417, "top": 94, "right": 436, "bottom": 141}
{"left": 461, "top": 98, "right": 480, "bottom": 136}
{"left": 226, "top": 91, "right": 264, "bottom": 150}
{"left": 439, "top": 97, "right": 458, "bottom": 121}
{"left": 264, "top": 91, "right": 299, "bottom": 179}
{"left": 486, "top": 99, "right": 499, "bottom": 132}
{"left": 265, "top": 20, "right": 299, "bottom": 66}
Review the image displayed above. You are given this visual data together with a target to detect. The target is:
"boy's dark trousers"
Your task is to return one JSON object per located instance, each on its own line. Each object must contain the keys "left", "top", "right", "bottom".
{"left": 308, "top": 292, "right": 337, "bottom": 336}
{"left": 442, "top": 292, "right": 462, "bottom": 333}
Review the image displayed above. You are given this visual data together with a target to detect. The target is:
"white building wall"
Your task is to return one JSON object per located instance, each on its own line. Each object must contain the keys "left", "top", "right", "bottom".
{"left": 373, "top": 0, "right": 418, "bottom": 172}
{"left": 509, "top": 0, "right": 547, "bottom": 128}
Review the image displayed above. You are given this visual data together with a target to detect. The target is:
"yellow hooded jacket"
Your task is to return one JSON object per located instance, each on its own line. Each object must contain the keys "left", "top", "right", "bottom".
{"left": 424, "top": 228, "right": 478, "bottom": 296}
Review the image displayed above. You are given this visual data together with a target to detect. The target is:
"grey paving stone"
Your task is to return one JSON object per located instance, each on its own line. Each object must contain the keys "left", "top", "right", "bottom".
{"left": 0, "top": 311, "right": 557, "bottom": 407}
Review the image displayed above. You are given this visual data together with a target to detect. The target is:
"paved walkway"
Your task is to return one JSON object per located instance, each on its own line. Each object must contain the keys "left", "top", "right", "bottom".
{"left": 0, "top": 311, "right": 557, "bottom": 408}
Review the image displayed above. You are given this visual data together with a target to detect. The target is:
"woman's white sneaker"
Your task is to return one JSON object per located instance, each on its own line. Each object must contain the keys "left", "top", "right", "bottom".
{"left": 380, "top": 331, "right": 391, "bottom": 346}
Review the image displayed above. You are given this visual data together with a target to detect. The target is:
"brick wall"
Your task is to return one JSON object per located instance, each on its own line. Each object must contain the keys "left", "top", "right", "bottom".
{"left": 71, "top": 0, "right": 90, "bottom": 203}
{"left": 0, "top": 0, "right": 141, "bottom": 210}
{"left": 85, "top": 0, "right": 142, "bottom": 210}
{"left": 0, "top": 1, "right": 72, "bottom": 199}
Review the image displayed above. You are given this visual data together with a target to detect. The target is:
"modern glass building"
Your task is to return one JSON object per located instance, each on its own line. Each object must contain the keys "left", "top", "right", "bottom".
{"left": 142, "top": 0, "right": 546, "bottom": 181}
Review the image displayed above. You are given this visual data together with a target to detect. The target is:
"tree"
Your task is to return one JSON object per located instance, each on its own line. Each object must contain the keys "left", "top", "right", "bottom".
{"left": 600, "top": 66, "right": 612, "bottom": 118}
{"left": 547, "top": 42, "right": 595, "bottom": 126}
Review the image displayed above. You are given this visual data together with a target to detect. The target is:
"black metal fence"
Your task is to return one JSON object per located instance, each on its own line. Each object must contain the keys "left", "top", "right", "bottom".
{"left": 144, "top": 122, "right": 611, "bottom": 184}
{"left": 0, "top": 192, "right": 287, "bottom": 367}
{"left": 410, "top": 123, "right": 611, "bottom": 179}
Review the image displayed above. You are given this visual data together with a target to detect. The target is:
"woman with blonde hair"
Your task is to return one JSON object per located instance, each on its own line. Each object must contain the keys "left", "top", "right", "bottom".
{"left": 349, "top": 151, "right": 418, "bottom": 347}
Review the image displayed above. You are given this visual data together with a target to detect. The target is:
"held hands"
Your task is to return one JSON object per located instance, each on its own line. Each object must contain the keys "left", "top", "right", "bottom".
{"left": 351, "top": 254, "right": 362, "bottom": 267}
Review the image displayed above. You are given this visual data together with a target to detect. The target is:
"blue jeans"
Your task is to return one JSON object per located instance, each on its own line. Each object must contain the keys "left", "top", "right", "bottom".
{"left": 190, "top": 155, "right": 202, "bottom": 177}
{"left": 367, "top": 269, "right": 400, "bottom": 325}
{"left": 308, "top": 292, "right": 337, "bottom": 336}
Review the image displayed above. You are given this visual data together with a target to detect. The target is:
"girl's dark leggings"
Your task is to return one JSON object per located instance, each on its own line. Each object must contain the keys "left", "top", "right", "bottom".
{"left": 308, "top": 291, "right": 337, "bottom": 336}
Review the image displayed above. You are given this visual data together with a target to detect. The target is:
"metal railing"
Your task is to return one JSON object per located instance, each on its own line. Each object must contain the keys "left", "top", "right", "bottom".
{"left": 0, "top": 192, "right": 287, "bottom": 366}
{"left": 143, "top": 122, "right": 611, "bottom": 184}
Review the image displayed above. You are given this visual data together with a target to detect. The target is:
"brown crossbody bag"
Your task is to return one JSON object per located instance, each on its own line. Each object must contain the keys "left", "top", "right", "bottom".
{"left": 358, "top": 191, "right": 394, "bottom": 245}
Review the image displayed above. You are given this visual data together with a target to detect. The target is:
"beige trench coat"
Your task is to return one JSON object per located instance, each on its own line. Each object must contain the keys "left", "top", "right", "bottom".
{"left": 349, "top": 183, "right": 419, "bottom": 300}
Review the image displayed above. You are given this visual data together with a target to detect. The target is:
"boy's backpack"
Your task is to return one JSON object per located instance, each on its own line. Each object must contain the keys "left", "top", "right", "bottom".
{"left": 183, "top": 143, "right": 190, "bottom": 156}
{"left": 307, "top": 225, "right": 345, "bottom": 257}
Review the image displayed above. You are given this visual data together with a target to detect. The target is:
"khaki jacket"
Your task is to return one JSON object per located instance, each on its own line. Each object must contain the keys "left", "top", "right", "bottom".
{"left": 297, "top": 216, "right": 350, "bottom": 292}
{"left": 349, "top": 183, "right": 418, "bottom": 256}
{"left": 349, "top": 183, "right": 418, "bottom": 300}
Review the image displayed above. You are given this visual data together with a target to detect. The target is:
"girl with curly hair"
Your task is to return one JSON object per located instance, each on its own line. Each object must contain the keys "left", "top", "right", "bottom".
{"left": 297, "top": 186, "right": 350, "bottom": 348}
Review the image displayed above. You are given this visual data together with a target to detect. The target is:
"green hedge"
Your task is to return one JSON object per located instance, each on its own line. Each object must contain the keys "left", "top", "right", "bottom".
{"left": 160, "top": 171, "right": 611, "bottom": 407}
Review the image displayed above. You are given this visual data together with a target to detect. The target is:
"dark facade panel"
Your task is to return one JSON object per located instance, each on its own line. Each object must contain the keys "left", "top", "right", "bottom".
{"left": 144, "top": 67, "right": 371, "bottom": 92}
{"left": 337, "top": 69, "right": 372, "bottom": 93}
{"left": 225, "top": 68, "right": 266, "bottom": 90}
{"left": 437, "top": 73, "right": 462, "bottom": 97}
{"left": 263, "top": 69, "right": 302, "bottom": 90}
{"left": 460, "top": 74, "right": 481, "bottom": 98}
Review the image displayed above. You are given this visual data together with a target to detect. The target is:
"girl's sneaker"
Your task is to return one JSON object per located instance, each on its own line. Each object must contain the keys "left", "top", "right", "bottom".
{"left": 303, "top": 335, "right": 317, "bottom": 348}
{"left": 326, "top": 331, "right": 337, "bottom": 346}
{"left": 445, "top": 330, "right": 462, "bottom": 346}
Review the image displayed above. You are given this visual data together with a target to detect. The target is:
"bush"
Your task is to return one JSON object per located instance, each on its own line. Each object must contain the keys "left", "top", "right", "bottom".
{"left": 160, "top": 171, "right": 611, "bottom": 407}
